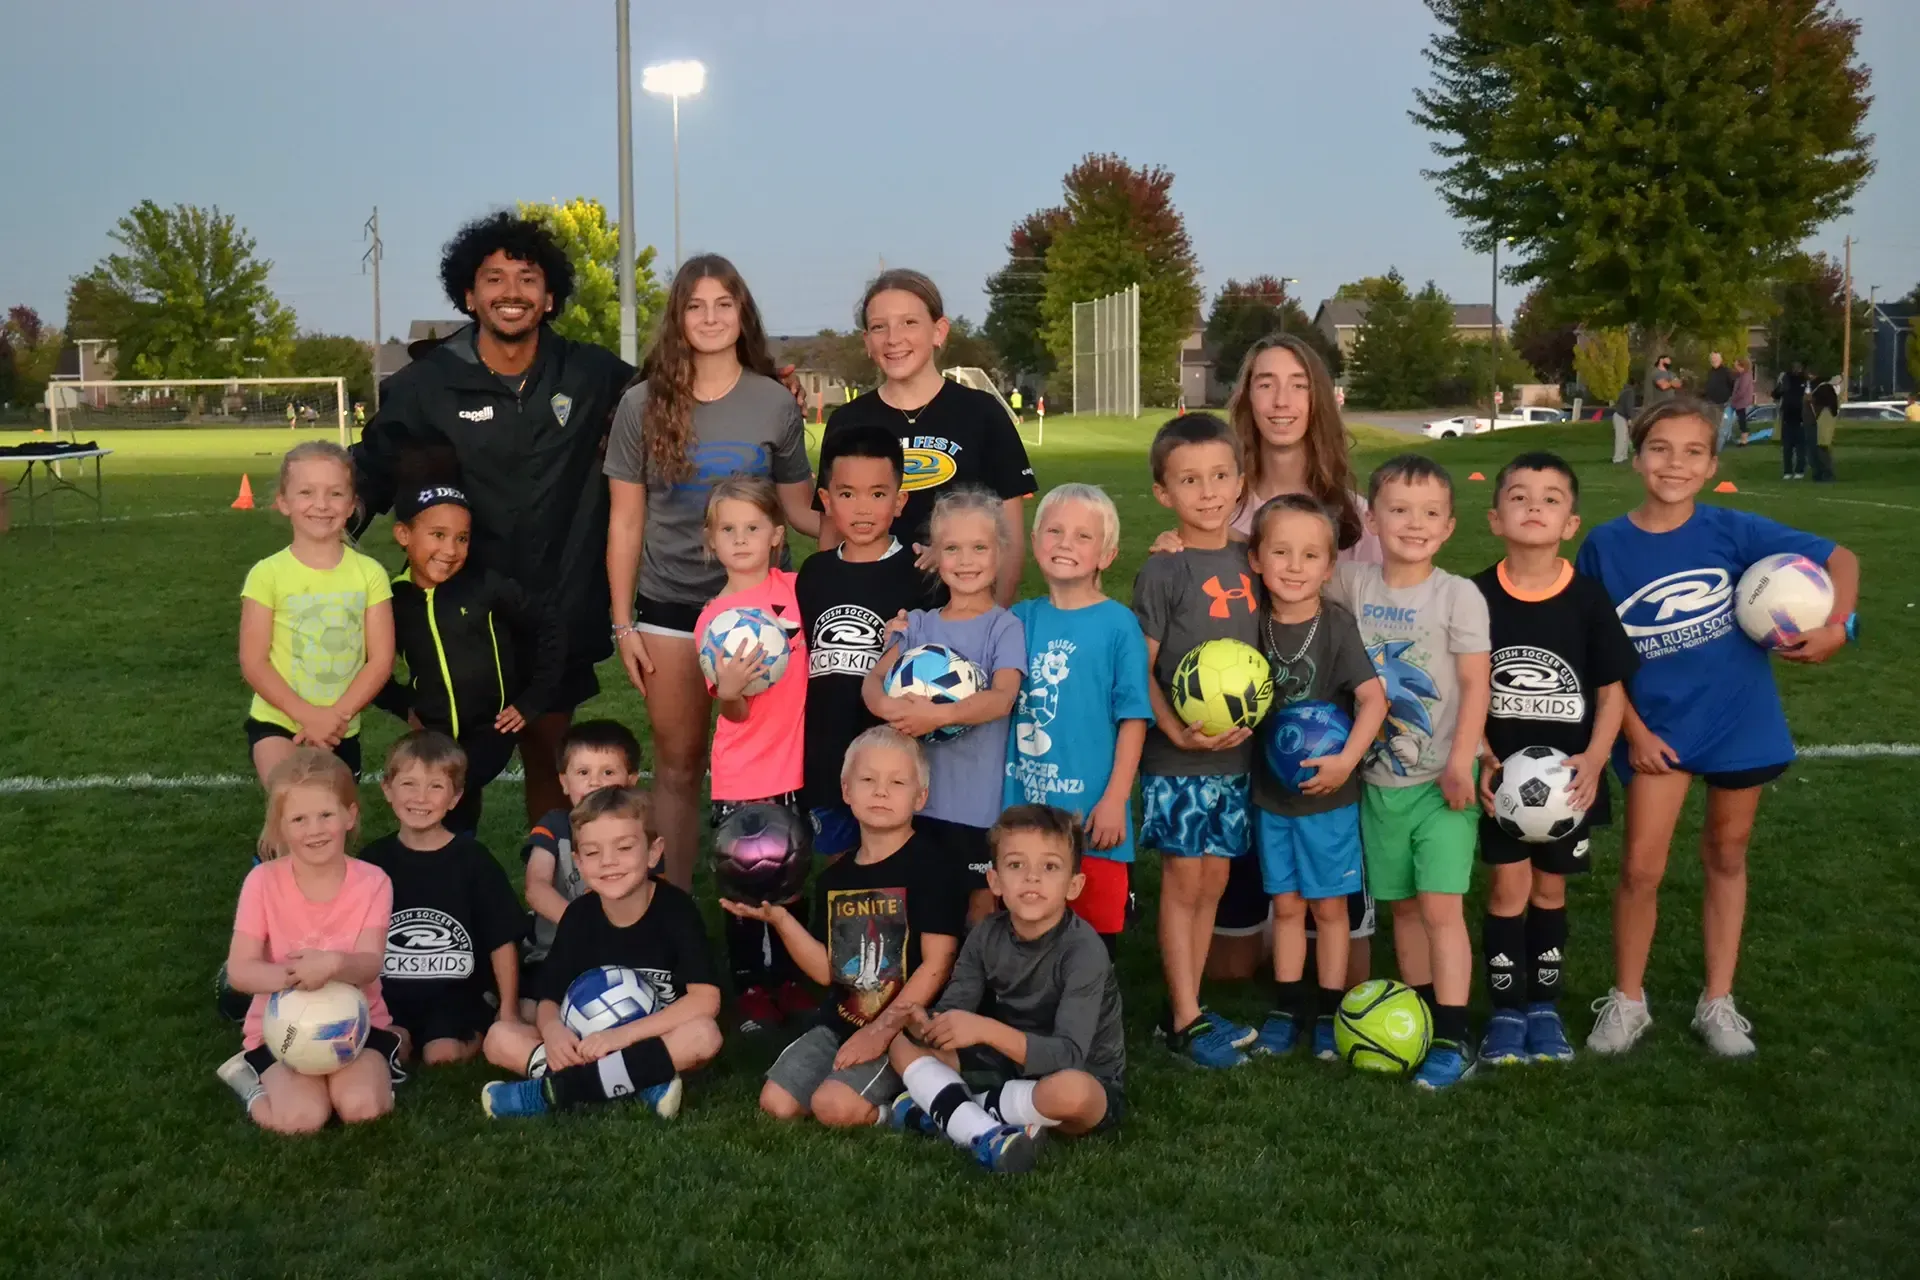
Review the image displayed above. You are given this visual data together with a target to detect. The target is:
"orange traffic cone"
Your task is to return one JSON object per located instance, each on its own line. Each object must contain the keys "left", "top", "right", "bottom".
{"left": 1714, "top": 480, "right": 1738, "bottom": 493}
{"left": 1468, "top": 471, "right": 1486, "bottom": 481}
{"left": 231, "top": 475, "right": 255, "bottom": 510}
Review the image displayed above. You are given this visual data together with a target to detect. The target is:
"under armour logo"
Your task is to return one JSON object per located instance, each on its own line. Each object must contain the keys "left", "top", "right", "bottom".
{"left": 1201, "top": 573, "right": 1257, "bottom": 618}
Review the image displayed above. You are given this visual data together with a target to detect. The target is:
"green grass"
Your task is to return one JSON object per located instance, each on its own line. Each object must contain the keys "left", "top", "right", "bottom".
{"left": 3, "top": 416, "right": 1919, "bottom": 1277}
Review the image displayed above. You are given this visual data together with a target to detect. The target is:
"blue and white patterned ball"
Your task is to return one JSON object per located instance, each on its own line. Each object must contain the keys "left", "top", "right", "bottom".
{"left": 697, "top": 606, "right": 791, "bottom": 696}
{"left": 884, "top": 643, "right": 988, "bottom": 743}
{"left": 561, "top": 965, "right": 660, "bottom": 1035}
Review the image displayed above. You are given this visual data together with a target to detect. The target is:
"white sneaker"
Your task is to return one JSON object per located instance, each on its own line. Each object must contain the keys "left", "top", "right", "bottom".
{"left": 1587, "top": 988, "right": 1653, "bottom": 1055}
{"left": 1691, "top": 993, "right": 1756, "bottom": 1058}
{"left": 216, "top": 1051, "right": 265, "bottom": 1109}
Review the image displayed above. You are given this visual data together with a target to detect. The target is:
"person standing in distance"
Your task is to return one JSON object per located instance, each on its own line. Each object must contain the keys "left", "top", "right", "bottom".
{"left": 352, "top": 213, "right": 634, "bottom": 823}
{"left": 605, "top": 255, "right": 820, "bottom": 890}
{"left": 818, "top": 270, "right": 1035, "bottom": 604}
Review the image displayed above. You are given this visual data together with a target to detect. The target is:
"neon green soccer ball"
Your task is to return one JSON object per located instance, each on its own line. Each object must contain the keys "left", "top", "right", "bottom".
{"left": 1169, "top": 638, "right": 1274, "bottom": 736}
{"left": 1334, "top": 979, "right": 1433, "bottom": 1074}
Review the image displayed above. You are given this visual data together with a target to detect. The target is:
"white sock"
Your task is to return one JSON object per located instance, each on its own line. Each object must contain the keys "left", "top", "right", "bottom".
{"left": 987, "top": 1078, "right": 1058, "bottom": 1129}
{"left": 902, "top": 1056, "right": 998, "bottom": 1147}
{"left": 596, "top": 1052, "right": 635, "bottom": 1099}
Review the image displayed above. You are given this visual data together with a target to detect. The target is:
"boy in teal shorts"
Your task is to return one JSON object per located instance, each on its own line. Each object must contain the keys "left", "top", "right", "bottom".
{"left": 1328, "top": 455, "right": 1490, "bottom": 1090}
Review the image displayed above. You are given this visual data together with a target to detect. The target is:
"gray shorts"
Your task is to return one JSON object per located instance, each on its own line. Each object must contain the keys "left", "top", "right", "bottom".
{"left": 765, "top": 1023, "right": 901, "bottom": 1108}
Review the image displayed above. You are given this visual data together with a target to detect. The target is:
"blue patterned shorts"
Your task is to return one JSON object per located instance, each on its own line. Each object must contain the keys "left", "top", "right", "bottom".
{"left": 1140, "top": 773, "right": 1251, "bottom": 859}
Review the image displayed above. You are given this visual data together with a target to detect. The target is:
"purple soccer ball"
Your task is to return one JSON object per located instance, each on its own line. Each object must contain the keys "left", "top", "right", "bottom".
{"left": 713, "top": 803, "right": 811, "bottom": 905}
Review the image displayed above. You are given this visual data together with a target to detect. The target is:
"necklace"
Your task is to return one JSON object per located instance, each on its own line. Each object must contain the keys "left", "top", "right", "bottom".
{"left": 1264, "top": 606, "right": 1321, "bottom": 667}
{"left": 884, "top": 380, "right": 940, "bottom": 427}
{"left": 695, "top": 367, "right": 743, "bottom": 404}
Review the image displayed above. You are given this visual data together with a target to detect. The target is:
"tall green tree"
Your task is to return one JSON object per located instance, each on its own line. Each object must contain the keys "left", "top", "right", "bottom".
{"left": 1509, "top": 286, "right": 1578, "bottom": 384}
{"left": 517, "top": 197, "right": 666, "bottom": 355}
{"left": 1574, "top": 327, "right": 1631, "bottom": 404}
{"left": 1412, "top": 0, "right": 1874, "bottom": 372}
{"left": 984, "top": 208, "right": 1063, "bottom": 379}
{"left": 69, "top": 201, "right": 296, "bottom": 378}
{"left": 2, "top": 306, "right": 64, "bottom": 408}
{"left": 1346, "top": 271, "right": 1462, "bottom": 409}
{"left": 1333, "top": 277, "right": 1397, "bottom": 302}
{"left": 1203, "top": 276, "right": 1340, "bottom": 384}
{"left": 1039, "top": 154, "right": 1202, "bottom": 406}
{"left": 1767, "top": 251, "right": 1869, "bottom": 382}
{"left": 940, "top": 316, "right": 1002, "bottom": 378}
{"left": 288, "top": 333, "right": 375, "bottom": 407}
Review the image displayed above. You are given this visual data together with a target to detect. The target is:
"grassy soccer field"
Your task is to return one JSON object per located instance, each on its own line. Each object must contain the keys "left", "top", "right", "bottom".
{"left": 2, "top": 416, "right": 1917, "bottom": 1277}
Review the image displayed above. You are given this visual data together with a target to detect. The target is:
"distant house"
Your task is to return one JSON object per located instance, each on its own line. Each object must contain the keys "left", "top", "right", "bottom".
{"left": 767, "top": 334, "right": 854, "bottom": 414}
{"left": 376, "top": 319, "right": 470, "bottom": 384}
{"left": 1312, "top": 299, "right": 1500, "bottom": 361}
{"left": 1179, "top": 322, "right": 1227, "bottom": 407}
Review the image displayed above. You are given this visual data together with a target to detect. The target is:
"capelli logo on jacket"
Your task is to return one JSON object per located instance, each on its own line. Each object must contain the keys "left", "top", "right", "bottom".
{"left": 458, "top": 405, "right": 495, "bottom": 423}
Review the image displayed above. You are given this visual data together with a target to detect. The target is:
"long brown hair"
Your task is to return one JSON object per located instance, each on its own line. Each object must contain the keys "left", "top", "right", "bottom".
{"left": 1226, "top": 334, "right": 1363, "bottom": 551}
{"left": 638, "top": 254, "right": 777, "bottom": 484}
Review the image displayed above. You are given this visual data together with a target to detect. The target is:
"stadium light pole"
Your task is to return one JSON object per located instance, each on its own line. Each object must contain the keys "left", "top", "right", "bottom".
{"left": 643, "top": 59, "right": 706, "bottom": 273}
{"left": 1278, "top": 276, "right": 1299, "bottom": 335}
{"left": 1489, "top": 236, "right": 1511, "bottom": 428}
{"left": 615, "top": 2, "right": 637, "bottom": 365}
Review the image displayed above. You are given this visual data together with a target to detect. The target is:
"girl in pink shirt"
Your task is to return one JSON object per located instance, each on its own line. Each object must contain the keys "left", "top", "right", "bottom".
{"left": 693, "top": 476, "right": 812, "bottom": 1031}
{"left": 217, "top": 748, "right": 398, "bottom": 1133}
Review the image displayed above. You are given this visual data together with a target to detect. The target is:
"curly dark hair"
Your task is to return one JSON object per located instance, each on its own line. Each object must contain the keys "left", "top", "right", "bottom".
{"left": 438, "top": 211, "right": 574, "bottom": 318}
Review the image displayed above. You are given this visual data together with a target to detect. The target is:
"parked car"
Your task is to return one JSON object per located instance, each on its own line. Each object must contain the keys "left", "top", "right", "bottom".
{"left": 1744, "top": 404, "right": 1779, "bottom": 429}
{"left": 1492, "top": 406, "right": 1570, "bottom": 429}
{"left": 1836, "top": 403, "right": 1906, "bottom": 421}
{"left": 1422, "top": 414, "right": 1488, "bottom": 440}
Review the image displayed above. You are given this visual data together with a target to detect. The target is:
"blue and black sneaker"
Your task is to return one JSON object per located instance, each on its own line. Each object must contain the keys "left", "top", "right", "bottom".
{"left": 481, "top": 1078, "right": 551, "bottom": 1119}
{"left": 1203, "top": 1007, "right": 1258, "bottom": 1051}
{"left": 970, "top": 1123, "right": 1040, "bottom": 1174}
{"left": 1311, "top": 1016, "right": 1339, "bottom": 1062}
{"left": 1169, "top": 1015, "right": 1248, "bottom": 1069}
{"left": 1413, "top": 1038, "right": 1477, "bottom": 1091}
{"left": 1479, "top": 1008, "right": 1529, "bottom": 1066}
{"left": 1250, "top": 1011, "right": 1298, "bottom": 1057}
{"left": 888, "top": 1091, "right": 939, "bottom": 1136}
{"left": 639, "top": 1076, "right": 684, "bottom": 1119}
{"left": 1526, "top": 1003, "right": 1576, "bottom": 1063}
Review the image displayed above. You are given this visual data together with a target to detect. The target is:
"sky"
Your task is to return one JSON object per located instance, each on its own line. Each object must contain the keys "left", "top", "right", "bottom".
{"left": 3, "top": 0, "right": 1916, "bottom": 343}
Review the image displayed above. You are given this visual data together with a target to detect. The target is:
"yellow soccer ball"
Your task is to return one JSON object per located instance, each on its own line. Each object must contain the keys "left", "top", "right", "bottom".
{"left": 1170, "top": 638, "right": 1274, "bottom": 736}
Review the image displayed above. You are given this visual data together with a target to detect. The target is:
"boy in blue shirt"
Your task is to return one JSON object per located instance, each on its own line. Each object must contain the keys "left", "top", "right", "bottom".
{"left": 1004, "top": 484, "right": 1153, "bottom": 958}
{"left": 1577, "top": 398, "right": 1858, "bottom": 1058}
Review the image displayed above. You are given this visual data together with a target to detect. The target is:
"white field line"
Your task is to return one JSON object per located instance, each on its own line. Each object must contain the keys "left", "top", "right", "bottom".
{"left": 0, "top": 748, "right": 1909, "bottom": 796}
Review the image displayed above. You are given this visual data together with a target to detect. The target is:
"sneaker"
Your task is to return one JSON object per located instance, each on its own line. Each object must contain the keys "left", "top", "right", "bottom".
{"left": 1526, "top": 1003, "right": 1575, "bottom": 1062}
{"left": 1478, "top": 1009, "right": 1529, "bottom": 1066}
{"left": 216, "top": 1051, "right": 264, "bottom": 1110}
{"left": 481, "top": 1078, "right": 550, "bottom": 1119}
{"left": 1203, "top": 1007, "right": 1258, "bottom": 1050}
{"left": 772, "top": 980, "right": 817, "bottom": 1019}
{"left": 970, "top": 1123, "right": 1040, "bottom": 1174}
{"left": 1413, "top": 1038, "right": 1476, "bottom": 1091}
{"left": 639, "top": 1075, "right": 685, "bottom": 1119}
{"left": 1691, "top": 993, "right": 1756, "bottom": 1058}
{"left": 1249, "top": 1011, "right": 1298, "bottom": 1057}
{"left": 735, "top": 985, "right": 784, "bottom": 1034}
{"left": 1169, "top": 1016, "right": 1248, "bottom": 1070}
{"left": 888, "top": 1091, "right": 938, "bottom": 1136}
{"left": 1587, "top": 988, "right": 1653, "bottom": 1055}
{"left": 1311, "top": 1017, "right": 1339, "bottom": 1062}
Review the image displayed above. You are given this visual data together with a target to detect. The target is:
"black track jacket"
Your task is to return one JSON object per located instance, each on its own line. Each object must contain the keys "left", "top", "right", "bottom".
{"left": 377, "top": 566, "right": 565, "bottom": 739}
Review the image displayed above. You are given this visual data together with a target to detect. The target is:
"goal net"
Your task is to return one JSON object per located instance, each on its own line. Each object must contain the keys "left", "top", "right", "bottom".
{"left": 1070, "top": 284, "right": 1141, "bottom": 419}
{"left": 46, "top": 377, "right": 350, "bottom": 445}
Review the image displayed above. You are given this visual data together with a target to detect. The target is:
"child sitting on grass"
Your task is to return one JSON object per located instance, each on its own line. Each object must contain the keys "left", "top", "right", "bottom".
{"left": 482, "top": 787, "right": 723, "bottom": 1119}
{"left": 887, "top": 804, "right": 1127, "bottom": 1175}
{"left": 359, "top": 732, "right": 526, "bottom": 1066}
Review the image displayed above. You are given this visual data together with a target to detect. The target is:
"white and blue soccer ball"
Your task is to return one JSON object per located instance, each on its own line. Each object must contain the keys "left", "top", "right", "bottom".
{"left": 698, "top": 606, "right": 791, "bottom": 696}
{"left": 1735, "top": 553, "right": 1834, "bottom": 649}
{"left": 884, "top": 643, "right": 988, "bottom": 743}
{"left": 561, "top": 965, "right": 660, "bottom": 1035}
{"left": 263, "top": 981, "right": 370, "bottom": 1076}
{"left": 1492, "top": 746, "right": 1583, "bottom": 844}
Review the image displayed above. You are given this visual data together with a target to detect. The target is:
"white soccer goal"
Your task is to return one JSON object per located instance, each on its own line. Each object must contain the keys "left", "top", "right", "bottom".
{"left": 1070, "top": 284, "right": 1141, "bottom": 419}
{"left": 46, "top": 377, "right": 350, "bottom": 445}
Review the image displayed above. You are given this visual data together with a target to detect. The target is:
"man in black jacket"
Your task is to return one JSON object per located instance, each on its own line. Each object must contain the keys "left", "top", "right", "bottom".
{"left": 353, "top": 212, "right": 635, "bottom": 821}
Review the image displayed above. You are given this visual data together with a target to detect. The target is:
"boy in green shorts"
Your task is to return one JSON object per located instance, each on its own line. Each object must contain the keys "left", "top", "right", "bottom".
{"left": 1328, "top": 455, "right": 1490, "bottom": 1090}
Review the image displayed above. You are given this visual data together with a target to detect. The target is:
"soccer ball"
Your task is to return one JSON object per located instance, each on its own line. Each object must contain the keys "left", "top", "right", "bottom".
{"left": 1333, "top": 979, "right": 1432, "bottom": 1074}
{"left": 1493, "top": 745, "right": 1583, "bottom": 844}
{"left": 713, "top": 802, "right": 812, "bottom": 905}
{"left": 1735, "top": 553, "right": 1834, "bottom": 649}
{"left": 1264, "top": 700, "right": 1353, "bottom": 791}
{"left": 1170, "top": 638, "right": 1274, "bottom": 736}
{"left": 698, "top": 606, "right": 791, "bottom": 696}
{"left": 884, "top": 643, "right": 988, "bottom": 744}
{"left": 561, "top": 965, "right": 661, "bottom": 1036}
{"left": 262, "top": 982, "right": 370, "bottom": 1076}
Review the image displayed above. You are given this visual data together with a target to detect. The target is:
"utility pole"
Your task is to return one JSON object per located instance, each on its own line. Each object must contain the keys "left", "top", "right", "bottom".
{"left": 615, "top": 0, "right": 638, "bottom": 365}
{"left": 1489, "top": 237, "right": 1501, "bottom": 430}
{"left": 362, "top": 206, "right": 383, "bottom": 415}
{"left": 1840, "top": 234, "right": 1853, "bottom": 401}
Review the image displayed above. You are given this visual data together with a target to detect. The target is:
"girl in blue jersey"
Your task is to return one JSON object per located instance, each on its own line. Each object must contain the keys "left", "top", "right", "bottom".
{"left": 1575, "top": 397, "right": 1859, "bottom": 1059}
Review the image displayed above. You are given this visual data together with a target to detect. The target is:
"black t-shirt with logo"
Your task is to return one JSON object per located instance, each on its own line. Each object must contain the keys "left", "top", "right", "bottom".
{"left": 820, "top": 382, "right": 1037, "bottom": 549}
{"left": 359, "top": 833, "right": 526, "bottom": 1024}
{"left": 795, "top": 542, "right": 939, "bottom": 809}
{"left": 535, "top": 882, "right": 718, "bottom": 1007}
{"left": 809, "top": 831, "right": 966, "bottom": 1039}
{"left": 1473, "top": 562, "right": 1640, "bottom": 826}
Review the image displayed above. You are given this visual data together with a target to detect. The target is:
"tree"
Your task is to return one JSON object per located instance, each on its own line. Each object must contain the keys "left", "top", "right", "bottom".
{"left": 69, "top": 201, "right": 296, "bottom": 379}
{"left": 1574, "top": 327, "right": 1631, "bottom": 404}
{"left": 1333, "top": 277, "right": 1397, "bottom": 302}
{"left": 787, "top": 329, "right": 870, "bottom": 389}
{"left": 1413, "top": 0, "right": 1874, "bottom": 374}
{"left": 517, "top": 197, "right": 666, "bottom": 355}
{"left": 940, "top": 316, "right": 1001, "bottom": 378}
{"left": 1039, "top": 154, "right": 1202, "bottom": 406}
{"left": 3, "top": 306, "right": 65, "bottom": 409}
{"left": 1509, "top": 286, "right": 1578, "bottom": 384}
{"left": 288, "top": 333, "right": 375, "bottom": 407}
{"left": 1768, "top": 251, "right": 1869, "bottom": 381}
{"left": 1203, "top": 276, "right": 1340, "bottom": 385}
{"left": 1346, "top": 271, "right": 1463, "bottom": 409}
{"left": 984, "top": 208, "right": 1064, "bottom": 380}
{"left": 1448, "top": 334, "right": 1538, "bottom": 406}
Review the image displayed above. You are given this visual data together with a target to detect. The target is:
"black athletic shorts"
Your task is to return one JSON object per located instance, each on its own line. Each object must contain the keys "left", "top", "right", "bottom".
{"left": 241, "top": 1025, "right": 406, "bottom": 1084}
{"left": 1701, "top": 761, "right": 1790, "bottom": 791}
{"left": 243, "top": 718, "right": 362, "bottom": 778}
{"left": 917, "top": 815, "right": 992, "bottom": 891}
{"left": 1479, "top": 815, "right": 1597, "bottom": 876}
{"left": 958, "top": 1045, "right": 1126, "bottom": 1134}
{"left": 388, "top": 995, "right": 494, "bottom": 1050}
{"left": 632, "top": 593, "right": 703, "bottom": 638}
{"left": 1213, "top": 844, "right": 1376, "bottom": 939}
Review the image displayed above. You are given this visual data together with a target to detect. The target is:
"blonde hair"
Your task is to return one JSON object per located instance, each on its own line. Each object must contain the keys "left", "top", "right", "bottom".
{"left": 571, "top": 784, "right": 655, "bottom": 838}
{"left": 384, "top": 730, "right": 468, "bottom": 795}
{"left": 841, "top": 725, "right": 930, "bottom": 791}
{"left": 258, "top": 747, "right": 359, "bottom": 861}
{"left": 1031, "top": 483, "right": 1119, "bottom": 560}
{"left": 278, "top": 440, "right": 355, "bottom": 494}
{"left": 929, "top": 485, "right": 1013, "bottom": 559}
{"left": 857, "top": 268, "right": 945, "bottom": 329}
{"left": 704, "top": 475, "right": 785, "bottom": 558}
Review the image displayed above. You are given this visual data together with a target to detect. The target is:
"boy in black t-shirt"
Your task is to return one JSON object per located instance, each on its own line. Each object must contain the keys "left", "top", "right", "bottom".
{"left": 797, "top": 424, "right": 937, "bottom": 856}
{"left": 727, "top": 727, "right": 965, "bottom": 1127}
{"left": 361, "top": 732, "right": 526, "bottom": 1066}
{"left": 1473, "top": 453, "right": 1638, "bottom": 1066}
{"left": 482, "top": 787, "right": 723, "bottom": 1119}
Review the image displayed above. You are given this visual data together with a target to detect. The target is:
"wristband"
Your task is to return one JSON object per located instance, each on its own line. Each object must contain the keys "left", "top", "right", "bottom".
{"left": 612, "top": 623, "right": 640, "bottom": 641}
{"left": 1844, "top": 612, "right": 1858, "bottom": 644}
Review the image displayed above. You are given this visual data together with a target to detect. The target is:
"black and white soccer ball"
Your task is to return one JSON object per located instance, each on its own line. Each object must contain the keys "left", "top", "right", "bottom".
{"left": 1493, "top": 745, "right": 1582, "bottom": 844}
